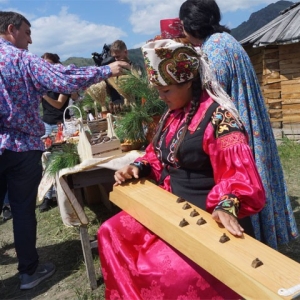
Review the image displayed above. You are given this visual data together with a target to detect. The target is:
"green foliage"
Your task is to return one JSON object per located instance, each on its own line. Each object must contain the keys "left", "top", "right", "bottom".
{"left": 114, "top": 72, "right": 166, "bottom": 143}
{"left": 45, "top": 143, "right": 80, "bottom": 176}
{"left": 74, "top": 93, "right": 97, "bottom": 120}
{"left": 118, "top": 72, "right": 166, "bottom": 116}
{"left": 115, "top": 109, "right": 152, "bottom": 143}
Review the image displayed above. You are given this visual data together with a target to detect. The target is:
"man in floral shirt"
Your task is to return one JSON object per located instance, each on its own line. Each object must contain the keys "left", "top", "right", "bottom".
{"left": 0, "top": 11, "right": 129, "bottom": 290}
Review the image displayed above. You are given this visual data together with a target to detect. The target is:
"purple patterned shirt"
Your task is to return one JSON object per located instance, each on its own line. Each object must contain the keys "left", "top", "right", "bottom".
{"left": 0, "top": 37, "right": 111, "bottom": 154}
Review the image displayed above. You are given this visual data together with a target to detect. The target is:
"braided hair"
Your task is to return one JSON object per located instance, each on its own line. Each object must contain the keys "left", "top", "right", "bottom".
{"left": 152, "top": 75, "right": 202, "bottom": 160}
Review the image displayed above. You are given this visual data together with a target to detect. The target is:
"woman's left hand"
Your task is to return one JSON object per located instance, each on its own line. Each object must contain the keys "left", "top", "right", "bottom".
{"left": 212, "top": 210, "right": 244, "bottom": 237}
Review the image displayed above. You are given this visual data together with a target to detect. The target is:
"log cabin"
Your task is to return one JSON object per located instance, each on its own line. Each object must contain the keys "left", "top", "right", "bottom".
{"left": 240, "top": 2, "right": 300, "bottom": 140}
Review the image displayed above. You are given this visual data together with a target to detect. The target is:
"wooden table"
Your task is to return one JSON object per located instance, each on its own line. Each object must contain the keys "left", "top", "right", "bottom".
{"left": 54, "top": 151, "right": 143, "bottom": 289}
{"left": 64, "top": 167, "right": 116, "bottom": 290}
{"left": 66, "top": 167, "right": 115, "bottom": 209}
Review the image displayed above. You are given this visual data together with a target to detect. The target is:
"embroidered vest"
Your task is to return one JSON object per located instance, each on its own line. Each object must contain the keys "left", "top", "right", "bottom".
{"left": 157, "top": 102, "right": 219, "bottom": 209}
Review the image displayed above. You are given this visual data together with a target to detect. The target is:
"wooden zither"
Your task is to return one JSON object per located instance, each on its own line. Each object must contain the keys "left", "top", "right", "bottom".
{"left": 110, "top": 179, "right": 300, "bottom": 300}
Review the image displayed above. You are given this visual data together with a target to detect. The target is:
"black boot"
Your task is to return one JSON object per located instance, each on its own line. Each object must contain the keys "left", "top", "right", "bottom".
{"left": 2, "top": 205, "right": 12, "bottom": 221}
{"left": 39, "top": 198, "right": 57, "bottom": 212}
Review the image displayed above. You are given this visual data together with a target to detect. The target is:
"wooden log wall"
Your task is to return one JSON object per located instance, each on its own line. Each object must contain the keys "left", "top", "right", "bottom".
{"left": 279, "top": 43, "right": 300, "bottom": 140}
{"left": 244, "top": 44, "right": 300, "bottom": 140}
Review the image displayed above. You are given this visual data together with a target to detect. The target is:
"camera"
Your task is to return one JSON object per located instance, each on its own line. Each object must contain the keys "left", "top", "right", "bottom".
{"left": 92, "top": 44, "right": 115, "bottom": 67}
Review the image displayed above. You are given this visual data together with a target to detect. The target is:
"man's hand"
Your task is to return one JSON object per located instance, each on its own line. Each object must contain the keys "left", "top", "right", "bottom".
{"left": 108, "top": 61, "right": 130, "bottom": 77}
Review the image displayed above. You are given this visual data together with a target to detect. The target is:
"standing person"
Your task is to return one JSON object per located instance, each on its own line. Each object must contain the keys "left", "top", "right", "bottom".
{"left": 98, "top": 39, "right": 266, "bottom": 299}
{"left": 0, "top": 11, "right": 129, "bottom": 290}
{"left": 107, "top": 39, "right": 136, "bottom": 105}
{"left": 179, "top": 0, "right": 298, "bottom": 249}
{"left": 39, "top": 52, "right": 72, "bottom": 212}
{"left": 109, "top": 39, "right": 130, "bottom": 63}
{"left": 41, "top": 52, "right": 72, "bottom": 139}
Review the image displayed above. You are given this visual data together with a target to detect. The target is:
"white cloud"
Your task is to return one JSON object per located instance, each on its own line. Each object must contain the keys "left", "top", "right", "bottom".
{"left": 217, "top": 0, "right": 288, "bottom": 13}
{"left": 29, "top": 7, "right": 126, "bottom": 60}
{"left": 1, "top": 0, "right": 290, "bottom": 59}
{"left": 121, "top": 0, "right": 289, "bottom": 36}
{"left": 122, "top": 0, "right": 184, "bottom": 35}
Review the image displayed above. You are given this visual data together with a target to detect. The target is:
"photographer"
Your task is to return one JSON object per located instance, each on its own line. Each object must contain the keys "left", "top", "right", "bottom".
{"left": 93, "top": 40, "right": 139, "bottom": 106}
{"left": 92, "top": 42, "right": 125, "bottom": 105}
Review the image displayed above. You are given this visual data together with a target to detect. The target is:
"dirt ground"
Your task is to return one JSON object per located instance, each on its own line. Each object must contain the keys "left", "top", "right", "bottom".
{"left": 0, "top": 202, "right": 116, "bottom": 300}
{"left": 0, "top": 151, "right": 300, "bottom": 300}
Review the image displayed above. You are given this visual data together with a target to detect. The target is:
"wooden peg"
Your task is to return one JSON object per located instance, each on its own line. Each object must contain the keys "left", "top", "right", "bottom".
{"left": 190, "top": 209, "right": 199, "bottom": 217}
{"left": 251, "top": 258, "right": 263, "bottom": 268}
{"left": 176, "top": 197, "right": 185, "bottom": 203}
{"left": 179, "top": 218, "right": 189, "bottom": 227}
{"left": 196, "top": 217, "right": 207, "bottom": 225}
{"left": 219, "top": 233, "right": 230, "bottom": 243}
{"left": 182, "top": 202, "right": 191, "bottom": 210}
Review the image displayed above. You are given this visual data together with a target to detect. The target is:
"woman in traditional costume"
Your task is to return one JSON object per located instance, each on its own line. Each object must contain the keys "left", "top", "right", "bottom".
{"left": 97, "top": 39, "right": 265, "bottom": 299}
{"left": 179, "top": 0, "right": 298, "bottom": 249}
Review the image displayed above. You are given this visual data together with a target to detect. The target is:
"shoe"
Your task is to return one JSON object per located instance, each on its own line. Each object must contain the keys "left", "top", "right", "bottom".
{"left": 39, "top": 198, "right": 57, "bottom": 212}
{"left": 20, "top": 262, "right": 55, "bottom": 290}
{"left": 2, "top": 205, "right": 12, "bottom": 221}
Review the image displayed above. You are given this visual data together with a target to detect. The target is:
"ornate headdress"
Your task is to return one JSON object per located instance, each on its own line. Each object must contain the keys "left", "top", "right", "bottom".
{"left": 142, "top": 37, "right": 241, "bottom": 124}
{"left": 160, "top": 18, "right": 185, "bottom": 39}
{"left": 142, "top": 39, "right": 200, "bottom": 86}
{"left": 148, "top": 18, "right": 185, "bottom": 42}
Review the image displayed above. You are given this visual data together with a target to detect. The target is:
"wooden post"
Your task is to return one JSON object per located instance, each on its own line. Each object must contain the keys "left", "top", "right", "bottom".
{"left": 80, "top": 225, "right": 97, "bottom": 290}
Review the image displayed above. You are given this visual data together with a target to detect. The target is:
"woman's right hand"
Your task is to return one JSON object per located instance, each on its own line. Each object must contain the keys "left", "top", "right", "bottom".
{"left": 114, "top": 165, "right": 140, "bottom": 186}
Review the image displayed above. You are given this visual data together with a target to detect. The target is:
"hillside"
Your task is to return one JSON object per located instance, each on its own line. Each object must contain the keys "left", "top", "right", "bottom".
{"left": 230, "top": 0, "right": 294, "bottom": 41}
{"left": 62, "top": 48, "right": 143, "bottom": 68}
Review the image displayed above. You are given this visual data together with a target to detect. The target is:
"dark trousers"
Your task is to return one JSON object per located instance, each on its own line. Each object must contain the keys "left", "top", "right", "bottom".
{"left": 0, "top": 150, "right": 43, "bottom": 275}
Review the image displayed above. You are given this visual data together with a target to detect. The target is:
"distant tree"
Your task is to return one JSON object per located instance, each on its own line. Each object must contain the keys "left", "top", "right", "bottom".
{"left": 62, "top": 57, "right": 94, "bottom": 67}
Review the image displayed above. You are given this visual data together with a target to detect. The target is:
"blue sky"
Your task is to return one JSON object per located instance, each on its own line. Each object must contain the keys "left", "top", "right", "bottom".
{"left": 0, "top": 0, "right": 296, "bottom": 60}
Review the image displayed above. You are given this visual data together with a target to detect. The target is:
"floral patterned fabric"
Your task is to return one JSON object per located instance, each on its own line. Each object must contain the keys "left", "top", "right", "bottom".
{"left": 142, "top": 40, "right": 200, "bottom": 86}
{"left": 0, "top": 37, "right": 111, "bottom": 154}
{"left": 99, "top": 211, "right": 240, "bottom": 300}
{"left": 201, "top": 32, "right": 298, "bottom": 248}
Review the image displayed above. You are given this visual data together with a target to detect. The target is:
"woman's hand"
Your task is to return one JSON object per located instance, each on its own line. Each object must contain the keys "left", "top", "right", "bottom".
{"left": 212, "top": 210, "right": 244, "bottom": 237}
{"left": 114, "top": 165, "right": 140, "bottom": 186}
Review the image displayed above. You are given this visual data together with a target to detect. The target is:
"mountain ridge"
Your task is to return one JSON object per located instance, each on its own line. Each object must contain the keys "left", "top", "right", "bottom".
{"left": 230, "top": 0, "right": 294, "bottom": 41}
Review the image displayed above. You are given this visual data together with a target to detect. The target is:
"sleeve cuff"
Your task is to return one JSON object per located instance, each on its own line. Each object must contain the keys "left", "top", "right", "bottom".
{"left": 213, "top": 194, "right": 240, "bottom": 218}
{"left": 130, "top": 160, "right": 151, "bottom": 177}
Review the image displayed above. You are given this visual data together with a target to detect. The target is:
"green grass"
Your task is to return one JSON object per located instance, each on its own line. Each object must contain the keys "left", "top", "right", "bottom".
{"left": 0, "top": 139, "right": 299, "bottom": 299}
{"left": 0, "top": 202, "right": 112, "bottom": 300}
{"left": 277, "top": 137, "right": 300, "bottom": 174}
{"left": 277, "top": 138, "right": 300, "bottom": 261}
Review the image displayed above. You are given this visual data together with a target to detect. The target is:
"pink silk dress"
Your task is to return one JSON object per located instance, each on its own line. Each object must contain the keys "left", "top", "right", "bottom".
{"left": 98, "top": 92, "right": 265, "bottom": 300}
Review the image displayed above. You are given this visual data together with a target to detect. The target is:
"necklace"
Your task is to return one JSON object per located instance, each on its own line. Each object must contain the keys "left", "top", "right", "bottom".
{"left": 162, "top": 109, "right": 185, "bottom": 132}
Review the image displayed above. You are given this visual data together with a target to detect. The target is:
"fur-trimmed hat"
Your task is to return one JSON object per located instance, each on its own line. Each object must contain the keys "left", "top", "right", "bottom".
{"left": 142, "top": 39, "right": 200, "bottom": 86}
